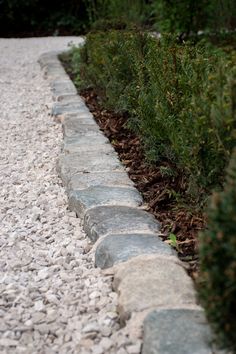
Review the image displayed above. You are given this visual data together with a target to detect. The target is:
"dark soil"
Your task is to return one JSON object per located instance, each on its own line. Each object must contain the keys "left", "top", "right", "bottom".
{"left": 61, "top": 55, "right": 206, "bottom": 281}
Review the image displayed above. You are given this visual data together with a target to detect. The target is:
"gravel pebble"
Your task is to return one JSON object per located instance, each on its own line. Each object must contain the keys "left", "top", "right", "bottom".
{"left": 0, "top": 37, "right": 141, "bottom": 353}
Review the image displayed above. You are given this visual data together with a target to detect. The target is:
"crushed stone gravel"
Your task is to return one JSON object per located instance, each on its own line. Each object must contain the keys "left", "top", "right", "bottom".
{"left": 0, "top": 37, "right": 141, "bottom": 354}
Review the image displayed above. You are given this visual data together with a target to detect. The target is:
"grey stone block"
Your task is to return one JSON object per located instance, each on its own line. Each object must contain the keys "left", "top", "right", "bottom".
{"left": 64, "top": 134, "right": 109, "bottom": 148}
{"left": 65, "top": 116, "right": 97, "bottom": 128}
{"left": 84, "top": 206, "right": 160, "bottom": 242}
{"left": 63, "top": 135, "right": 113, "bottom": 154}
{"left": 95, "top": 233, "right": 175, "bottom": 269}
{"left": 63, "top": 111, "right": 95, "bottom": 121}
{"left": 51, "top": 79, "right": 77, "bottom": 97}
{"left": 38, "top": 51, "right": 62, "bottom": 68}
{"left": 57, "top": 152, "right": 123, "bottom": 185}
{"left": 63, "top": 111, "right": 95, "bottom": 120}
{"left": 52, "top": 103, "right": 87, "bottom": 117}
{"left": 55, "top": 95, "right": 84, "bottom": 107}
{"left": 113, "top": 255, "right": 196, "bottom": 322}
{"left": 142, "top": 309, "right": 213, "bottom": 354}
{"left": 63, "top": 123, "right": 102, "bottom": 139}
{"left": 45, "top": 62, "right": 63, "bottom": 71}
{"left": 68, "top": 171, "right": 133, "bottom": 190}
{"left": 43, "top": 63, "right": 66, "bottom": 79}
{"left": 69, "top": 186, "right": 143, "bottom": 216}
{"left": 56, "top": 94, "right": 84, "bottom": 103}
{"left": 63, "top": 141, "right": 114, "bottom": 155}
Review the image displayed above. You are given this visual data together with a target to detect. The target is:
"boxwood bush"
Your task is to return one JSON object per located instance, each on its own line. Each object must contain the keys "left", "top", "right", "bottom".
{"left": 72, "top": 30, "right": 236, "bottom": 198}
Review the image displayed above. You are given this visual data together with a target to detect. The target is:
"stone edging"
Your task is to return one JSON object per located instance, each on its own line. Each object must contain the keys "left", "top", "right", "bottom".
{"left": 38, "top": 49, "right": 215, "bottom": 354}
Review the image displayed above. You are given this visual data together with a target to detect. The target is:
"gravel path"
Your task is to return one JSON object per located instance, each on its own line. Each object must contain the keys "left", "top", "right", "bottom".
{"left": 0, "top": 38, "right": 140, "bottom": 354}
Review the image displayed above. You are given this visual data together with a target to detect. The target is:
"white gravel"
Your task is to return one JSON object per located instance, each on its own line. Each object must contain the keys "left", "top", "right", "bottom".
{"left": 0, "top": 37, "right": 141, "bottom": 354}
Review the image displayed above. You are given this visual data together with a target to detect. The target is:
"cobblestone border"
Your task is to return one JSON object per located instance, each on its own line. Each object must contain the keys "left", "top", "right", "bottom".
{"left": 38, "top": 50, "right": 215, "bottom": 354}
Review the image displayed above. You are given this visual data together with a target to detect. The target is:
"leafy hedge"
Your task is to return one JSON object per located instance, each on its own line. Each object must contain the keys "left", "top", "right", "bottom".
{"left": 198, "top": 147, "right": 236, "bottom": 350}
{"left": 72, "top": 30, "right": 236, "bottom": 198}
{"left": 151, "top": 0, "right": 236, "bottom": 34}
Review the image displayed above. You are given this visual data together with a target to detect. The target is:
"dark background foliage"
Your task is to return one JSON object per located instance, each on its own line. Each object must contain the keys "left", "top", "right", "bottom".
{"left": 0, "top": 0, "right": 89, "bottom": 36}
{"left": 0, "top": 0, "right": 235, "bottom": 37}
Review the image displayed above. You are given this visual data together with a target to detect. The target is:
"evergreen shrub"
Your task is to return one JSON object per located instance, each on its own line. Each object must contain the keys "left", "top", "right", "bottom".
{"left": 151, "top": 0, "right": 236, "bottom": 34}
{"left": 72, "top": 30, "right": 236, "bottom": 197}
{"left": 198, "top": 147, "right": 236, "bottom": 350}
{"left": 86, "top": 0, "right": 150, "bottom": 28}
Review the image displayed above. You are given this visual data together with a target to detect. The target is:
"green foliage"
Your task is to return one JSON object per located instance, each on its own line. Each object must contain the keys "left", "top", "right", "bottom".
{"left": 72, "top": 30, "right": 236, "bottom": 197}
{"left": 167, "top": 233, "right": 179, "bottom": 251}
{"left": 1, "top": 0, "right": 235, "bottom": 36}
{"left": 151, "top": 0, "right": 207, "bottom": 34}
{"left": 206, "top": 0, "right": 236, "bottom": 32}
{"left": 151, "top": 0, "right": 236, "bottom": 34}
{"left": 0, "top": 0, "right": 149, "bottom": 36}
{"left": 86, "top": 0, "right": 150, "bottom": 28}
{"left": 198, "top": 148, "right": 236, "bottom": 350}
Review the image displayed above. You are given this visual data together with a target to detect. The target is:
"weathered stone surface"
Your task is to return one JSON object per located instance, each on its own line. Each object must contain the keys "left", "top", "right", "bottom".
{"left": 142, "top": 309, "right": 213, "bottom": 354}
{"left": 44, "top": 62, "right": 63, "bottom": 70}
{"left": 95, "top": 234, "right": 175, "bottom": 269}
{"left": 113, "top": 255, "right": 196, "bottom": 322}
{"left": 63, "top": 123, "right": 102, "bottom": 138}
{"left": 62, "top": 113, "right": 96, "bottom": 127}
{"left": 69, "top": 186, "right": 143, "bottom": 216}
{"left": 68, "top": 171, "right": 134, "bottom": 190}
{"left": 55, "top": 95, "right": 84, "bottom": 107}
{"left": 63, "top": 111, "right": 95, "bottom": 120}
{"left": 64, "top": 134, "right": 109, "bottom": 149}
{"left": 84, "top": 206, "right": 160, "bottom": 242}
{"left": 62, "top": 132, "right": 115, "bottom": 154}
{"left": 57, "top": 152, "right": 123, "bottom": 185}
{"left": 51, "top": 79, "right": 75, "bottom": 89}
{"left": 56, "top": 94, "right": 84, "bottom": 103}
{"left": 44, "top": 64, "right": 66, "bottom": 79}
{"left": 51, "top": 79, "right": 77, "bottom": 97}
{"left": 64, "top": 142, "right": 114, "bottom": 155}
{"left": 52, "top": 102, "right": 87, "bottom": 117}
{"left": 38, "top": 51, "right": 62, "bottom": 67}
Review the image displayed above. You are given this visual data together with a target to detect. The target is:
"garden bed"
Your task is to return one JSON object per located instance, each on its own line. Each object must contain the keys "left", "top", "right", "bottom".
{"left": 60, "top": 30, "right": 235, "bottom": 281}
{"left": 61, "top": 53, "right": 205, "bottom": 280}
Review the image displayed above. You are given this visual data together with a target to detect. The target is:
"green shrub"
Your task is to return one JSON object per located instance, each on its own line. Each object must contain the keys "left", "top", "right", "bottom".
{"left": 86, "top": 0, "right": 150, "bottom": 28}
{"left": 151, "top": 0, "right": 236, "bottom": 34}
{"left": 198, "top": 147, "right": 236, "bottom": 350}
{"left": 72, "top": 30, "right": 236, "bottom": 197}
{"left": 151, "top": 0, "right": 207, "bottom": 34}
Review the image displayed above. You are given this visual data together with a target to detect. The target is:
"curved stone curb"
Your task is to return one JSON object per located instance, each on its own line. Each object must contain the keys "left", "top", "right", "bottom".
{"left": 38, "top": 50, "right": 215, "bottom": 353}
